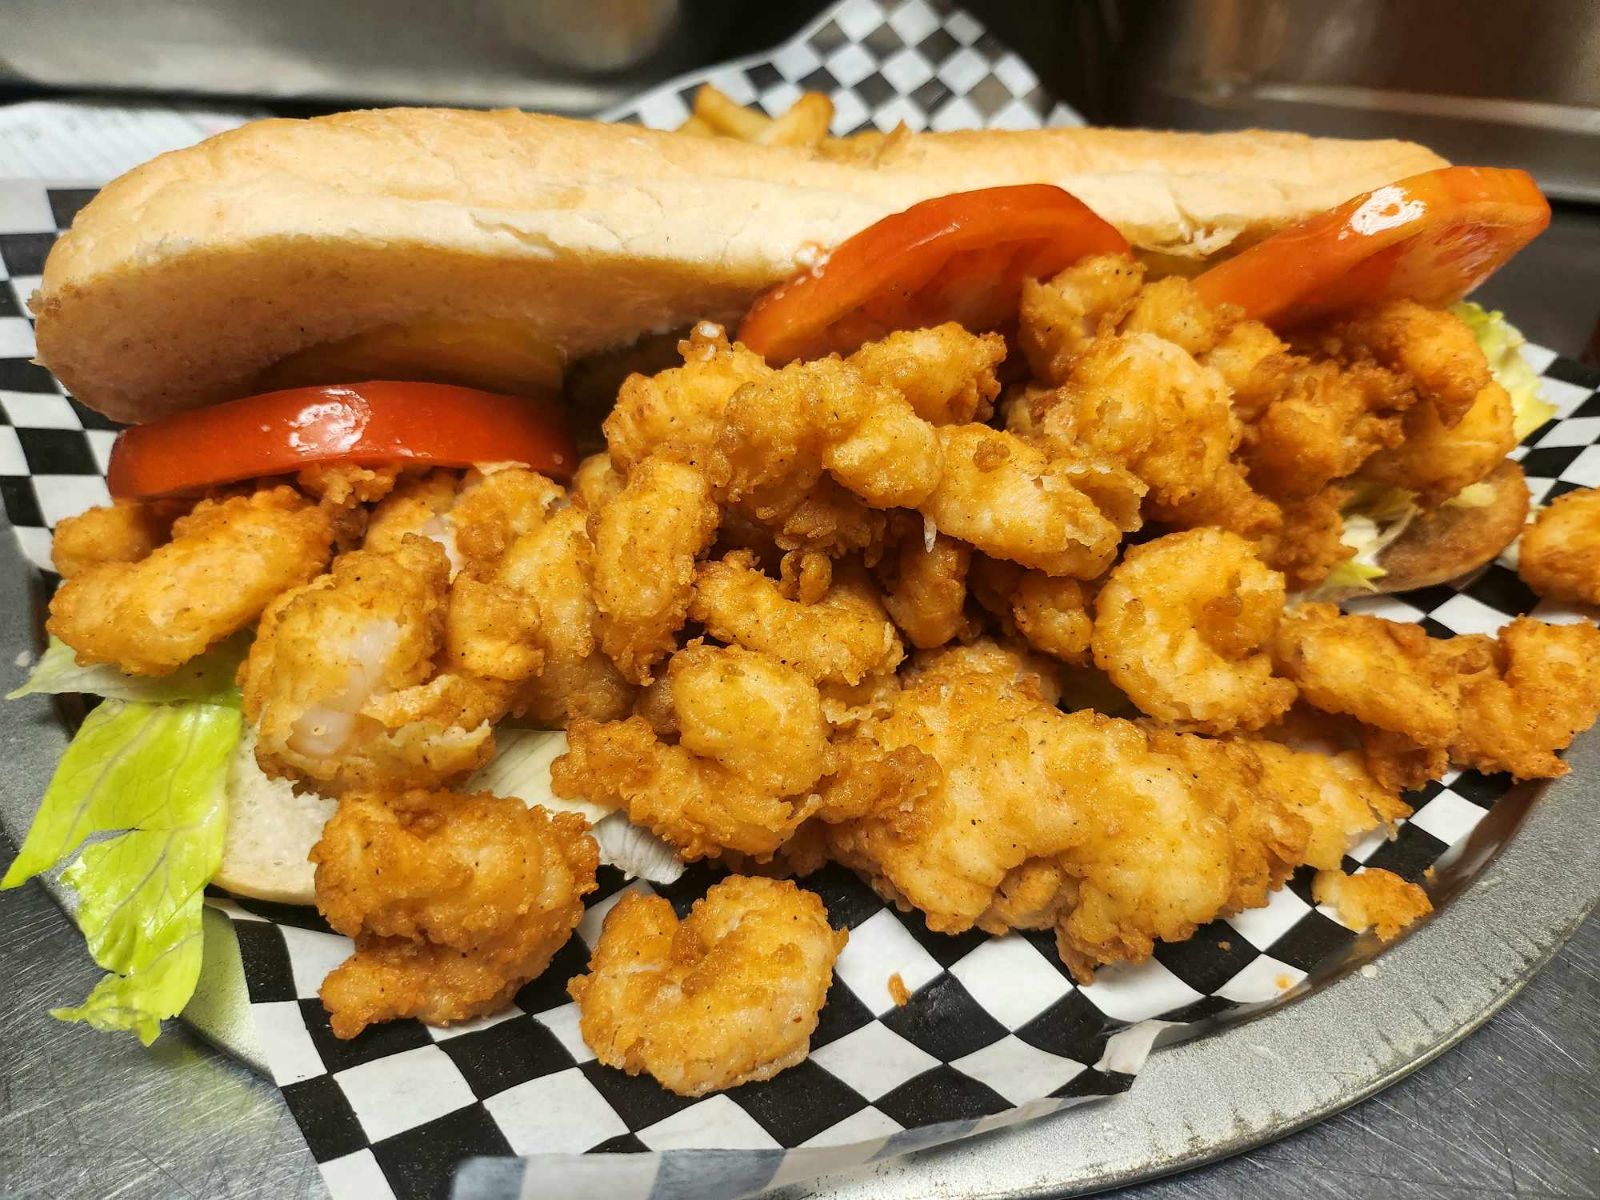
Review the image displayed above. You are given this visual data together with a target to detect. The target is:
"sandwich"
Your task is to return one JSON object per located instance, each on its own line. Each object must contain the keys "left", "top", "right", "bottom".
{"left": 5, "top": 96, "right": 1586, "bottom": 1058}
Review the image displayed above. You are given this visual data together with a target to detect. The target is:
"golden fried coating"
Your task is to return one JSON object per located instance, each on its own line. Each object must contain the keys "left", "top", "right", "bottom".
{"left": 1272, "top": 602, "right": 1462, "bottom": 750}
{"left": 779, "top": 548, "right": 833, "bottom": 605}
{"left": 1202, "top": 318, "right": 1288, "bottom": 418}
{"left": 449, "top": 466, "right": 564, "bottom": 568}
{"left": 1093, "top": 530, "right": 1296, "bottom": 733}
{"left": 1255, "top": 486, "right": 1354, "bottom": 591}
{"left": 1518, "top": 486, "right": 1600, "bottom": 605}
{"left": 877, "top": 524, "right": 973, "bottom": 650}
{"left": 827, "top": 643, "right": 1289, "bottom": 976}
{"left": 296, "top": 463, "right": 401, "bottom": 510}
{"left": 313, "top": 789, "right": 597, "bottom": 1037}
{"left": 553, "top": 716, "right": 817, "bottom": 861}
{"left": 1312, "top": 867, "right": 1432, "bottom": 942}
{"left": 242, "top": 536, "right": 499, "bottom": 792}
{"left": 846, "top": 323, "right": 1006, "bottom": 424}
{"left": 1360, "top": 380, "right": 1517, "bottom": 507}
{"left": 572, "top": 451, "right": 626, "bottom": 512}
{"left": 669, "top": 643, "right": 830, "bottom": 795}
{"left": 499, "top": 506, "right": 637, "bottom": 726}
{"left": 604, "top": 323, "right": 771, "bottom": 470}
{"left": 48, "top": 486, "right": 332, "bottom": 675}
{"left": 591, "top": 450, "right": 720, "bottom": 684}
{"left": 718, "top": 357, "right": 942, "bottom": 511}
{"left": 1316, "top": 300, "right": 1489, "bottom": 427}
{"left": 1251, "top": 739, "right": 1409, "bottom": 869}
{"left": 970, "top": 556, "right": 1093, "bottom": 665}
{"left": 1118, "top": 275, "right": 1232, "bottom": 357}
{"left": 570, "top": 877, "right": 845, "bottom": 1096}
{"left": 691, "top": 551, "right": 904, "bottom": 685}
{"left": 363, "top": 470, "right": 460, "bottom": 561}
{"left": 1449, "top": 617, "right": 1600, "bottom": 779}
{"left": 918, "top": 425, "right": 1122, "bottom": 577}
{"left": 51, "top": 498, "right": 181, "bottom": 578}
{"left": 1019, "top": 253, "right": 1145, "bottom": 383}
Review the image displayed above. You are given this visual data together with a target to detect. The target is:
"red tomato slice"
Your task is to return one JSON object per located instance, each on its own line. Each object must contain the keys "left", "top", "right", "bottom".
{"left": 737, "top": 184, "right": 1131, "bottom": 363}
{"left": 1193, "top": 166, "right": 1550, "bottom": 326}
{"left": 107, "top": 381, "right": 575, "bottom": 500}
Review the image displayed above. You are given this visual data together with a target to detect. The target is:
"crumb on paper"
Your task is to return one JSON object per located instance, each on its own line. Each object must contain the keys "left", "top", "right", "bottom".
{"left": 1311, "top": 867, "right": 1432, "bottom": 942}
{"left": 1218, "top": 940, "right": 1232, "bottom": 952}
{"left": 1424, "top": 866, "right": 1437, "bottom": 882}
{"left": 13, "top": 649, "right": 31, "bottom": 669}
{"left": 887, "top": 972, "right": 910, "bottom": 1007}
{"left": 1360, "top": 963, "right": 1379, "bottom": 979}
{"left": 1274, "top": 974, "right": 1292, "bottom": 991}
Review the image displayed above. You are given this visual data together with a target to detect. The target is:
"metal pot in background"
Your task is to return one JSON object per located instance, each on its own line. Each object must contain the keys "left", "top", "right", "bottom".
{"left": 1102, "top": 0, "right": 1600, "bottom": 201}
{"left": 0, "top": 0, "right": 824, "bottom": 113}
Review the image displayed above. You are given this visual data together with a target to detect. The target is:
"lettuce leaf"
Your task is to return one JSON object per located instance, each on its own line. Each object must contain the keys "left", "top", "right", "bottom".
{"left": 8, "top": 634, "right": 248, "bottom": 704}
{"left": 468, "top": 728, "right": 685, "bottom": 884}
{"left": 1452, "top": 301, "right": 1557, "bottom": 441}
{"left": 2, "top": 698, "right": 241, "bottom": 1043}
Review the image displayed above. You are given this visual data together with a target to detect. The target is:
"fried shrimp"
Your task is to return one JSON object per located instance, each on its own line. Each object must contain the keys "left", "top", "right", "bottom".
{"left": 1360, "top": 380, "right": 1517, "bottom": 507}
{"left": 691, "top": 551, "right": 904, "bottom": 685}
{"left": 242, "top": 536, "right": 500, "bottom": 792}
{"left": 1251, "top": 739, "right": 1409, "bottom": 869}
{"left": 846, "top": 323, "right": 1006, "bottom": 424}
{"left": 48, "top": 485, "right": 332, "bottom": 675}
{"left": 363, "top": 470, "right": 461, "bottom": 563}
{"left": 591, "top": 449, "right": 720, "bottom": 683}
{"left": 50, "top": 498, "right": 180, "bottom": 578}
{"left": 1019, "top": 253, "right": 1145, "bottom": 383}
{"left": 1312, "top": 867, "right": 1432, "bottom": 942}
{"left": 877, "top": 523, "right": 973, "bottom": 650}
{"left": 1271, "top": 603, "right": 1462, "bottom": 750}
{"left": 970, "top": 556, "right": 1093, "bottom": 665}
{"left": 1518, "top": 486, "right": 1600, "bottom": 605}
{"left": 1092, "top": 530, "right": 1296, "bottom": 733}
{"left": 918, "top": 424, "right": 1124, "bottom": 577}
{"left": 1449, "top": 617, "right": 1600, "bottom": 779}
{"left": 572, "top": 451, "right": 626, "bottom": 512}
{"left": 1316, "top": 300, "right": 1489, "bottom": 426}
{"left": 313, "top": 789, "right": 597, "bottom": 1037}
{"left": 569, "top": 876, "right": 846, "bottom": 1096}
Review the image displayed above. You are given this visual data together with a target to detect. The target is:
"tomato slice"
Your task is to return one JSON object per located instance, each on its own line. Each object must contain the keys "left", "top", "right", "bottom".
{"left": 1193, "top": 166, "right": 1550, "bottom": 326}
{"left": 106, "top": 381, "right": 575, "bottom": 500}
{"left": 737, "top": 184, "right": 1131, "bottom": 363}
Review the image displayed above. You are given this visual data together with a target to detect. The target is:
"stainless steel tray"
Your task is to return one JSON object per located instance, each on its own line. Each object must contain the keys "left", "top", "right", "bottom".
{"left": 3, "top": 516, "right": 1597, "bottom": 1198}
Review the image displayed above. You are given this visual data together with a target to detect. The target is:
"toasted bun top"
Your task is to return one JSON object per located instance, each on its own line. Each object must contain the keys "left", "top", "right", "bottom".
{"left": 32, "top": 107, "right": 1446, "bottom": 423}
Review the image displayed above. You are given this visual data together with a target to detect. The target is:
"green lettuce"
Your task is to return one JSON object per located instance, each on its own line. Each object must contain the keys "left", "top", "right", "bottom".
{"left": 2, "top": 698, "right": 241, "bottom": 1043}
{"left": 1452, "top": 301, "right": 1557, "bottom": 441}
{"left": 8, "top": 634, "right": 248, "bottom": 704}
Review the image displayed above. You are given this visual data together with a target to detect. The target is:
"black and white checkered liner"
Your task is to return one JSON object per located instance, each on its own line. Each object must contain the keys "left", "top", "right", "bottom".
{"left": 5, "top": 1, "right": 1600, "bottom": 1198}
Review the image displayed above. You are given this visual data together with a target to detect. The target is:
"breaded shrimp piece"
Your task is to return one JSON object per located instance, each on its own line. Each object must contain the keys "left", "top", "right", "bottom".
{"left": 591, "top": 450, "right": 720, "bottom": 683}
{"left": 1360, "top": 380, "right": 1517, "bottom": 507}
{"left": 1313, "top": 867, "right": 1432, "bottom": 942}
{"left": 970, "top": 556, "right": 1093, "bottom": 665}
{"left": 1449, "top": 617, "right": 1600, "bottom": 779}
{"left": 50, "top": 498, "right": 180, "bottom": 578}
{"left": 1092, "top": 530, "right": 1296, "bottom": 733}
{"left": 877, "top": 523, "right": 973, "bottom": 650}
{"left": 552, "top": 716, "right": 818, "bottom": 861}
{"left": 1316, "top": 300, "right": 1489, "bottom": 426}
{"left": 569, "top": 877, "right": 845, "bottom": 1096}
{"left": 918, "top": 424, "right": 1122, "bottom": 577}
{"left": 1202, "top": 318, "right": 1289, "bottom": 418}
{"left": 669, "top": 643, "right": 830, "bottom": 795}
{"left": 500, "top": 506, "right": 636, "bottom": 726}
{"left": 572, "top": 451, "right": 626, "bottom": 512}
{"left": 1255, "top": 486, "right": 1354, "bottom": 591}
{"left": 1251, "top": 739, "right": 1410, "bottom": 869}
{"left": 48, "top": 485, "right": 333, "bottom": 675}
{"left": 779, "top": 548, "right": 833, "bottom": 605}
{"left": 363, "top": 471, "right": 461, "bottom": 563}
{"left": 718, "top": 357, "right": 942, "bottom": 511}
{"left": 449, "top": 466, "right": 564, "bottom": 568}
{"left": 604, "top": 323, "right": 771, "bottom": 470}
{"left": 691, "top": 551, "right": 904, "bottom": 685}
{"left": 846, "top": 323, "right": 1006, "bottom": 424}
{"left": 1118, "top": 274, "right": 1233, "bottom": 357}
{"left": 313, "top": 789, "right": 597, "bottom": 1037}
{"left": 1518, "top": 486, "right": 1600, "bottom": 605}
{"left": 1271, "top": 603, "right": 1462, "bottom": 750}
{"left": 242, "top": 536, "right": 499, "bottom": 792}
{"left": 904, "top": 637, "right": 1063, "bottom": 704}
{"left": 1019, "top": 253, "right": 1145, "bottom": 383}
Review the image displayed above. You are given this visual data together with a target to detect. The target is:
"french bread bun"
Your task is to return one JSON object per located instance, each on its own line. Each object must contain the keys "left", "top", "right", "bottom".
{"left": 32, "top": 107, "right": 1445, "bottom": 424}
{"left": 1324, "top": 461, "right": 1531, "bottom": 601}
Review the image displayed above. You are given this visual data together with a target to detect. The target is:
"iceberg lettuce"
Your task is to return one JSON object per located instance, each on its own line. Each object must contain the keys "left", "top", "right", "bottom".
{"left": 9, "top": 634, "right": 248, "bottom": 704}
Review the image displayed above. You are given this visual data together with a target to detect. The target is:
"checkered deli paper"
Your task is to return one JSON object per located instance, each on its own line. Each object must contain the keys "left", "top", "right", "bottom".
{"left": 3, "top": 2, "right": 1600, "bottom": 1199}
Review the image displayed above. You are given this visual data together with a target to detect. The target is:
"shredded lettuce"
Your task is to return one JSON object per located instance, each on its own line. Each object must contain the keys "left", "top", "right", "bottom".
{"left": 2, "top": 698, "right": 241, "bottom": 1043}
{"left": 1452, "top": 301, "right": 1557, "bottom": 441}
{"left": 468, "top": 728, "right": 685, "bottom": 884}
{"left": 9, "top": 634, "right": 249, "bottom": 704}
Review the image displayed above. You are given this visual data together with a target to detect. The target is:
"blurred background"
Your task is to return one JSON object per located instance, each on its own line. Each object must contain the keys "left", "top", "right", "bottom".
{"left": 3, "top": 0, "right": 1597, "bottom": 357}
